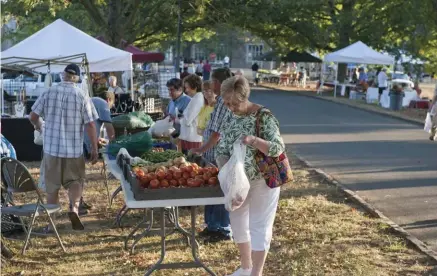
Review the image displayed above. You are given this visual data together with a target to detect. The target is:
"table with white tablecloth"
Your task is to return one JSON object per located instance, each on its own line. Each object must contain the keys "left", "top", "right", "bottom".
{"left": 104, "top": 153, "right": 223, "bottom": 276}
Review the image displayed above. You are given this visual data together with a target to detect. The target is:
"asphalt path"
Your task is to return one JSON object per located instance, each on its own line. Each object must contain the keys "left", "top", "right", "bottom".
{"left": 250, "top": 87, "right": 437, "bottom": 252}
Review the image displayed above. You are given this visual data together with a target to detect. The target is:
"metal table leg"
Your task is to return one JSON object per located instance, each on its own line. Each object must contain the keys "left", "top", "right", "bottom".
{"left": 144, "top": 207, "right": 166, "bottom": 276}
{"left": 110, "top": 185, "right": 123, "bottom": 207}
{"left": 126, "top": 209, "right": 154, "bottom": 254}
{"left": 189, "top": 207, "right": 216, "bottom": 275}
{"left": 114, "top": 204, "right": 130, "bottom": 228}
{"left": 143, "top": 207, "right": 216, "bottom": 276}
{"left": 172, "top": 207, "right": 198, "bottom": 248}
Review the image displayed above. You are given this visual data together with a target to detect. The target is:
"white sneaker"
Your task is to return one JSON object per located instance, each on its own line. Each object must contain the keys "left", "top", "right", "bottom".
{"left": 227, "top": 267, "right": 252, "bottom": 276}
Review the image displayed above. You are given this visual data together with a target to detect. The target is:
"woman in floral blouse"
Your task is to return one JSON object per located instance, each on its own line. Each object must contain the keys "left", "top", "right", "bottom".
{"left": 217, "top": 76, "right": 285, "bottom": 276}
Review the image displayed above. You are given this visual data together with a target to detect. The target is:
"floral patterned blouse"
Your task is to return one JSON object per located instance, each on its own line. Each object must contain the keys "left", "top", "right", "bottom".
{"left": 216, "top": 108, "right": 285, "bottom": 181}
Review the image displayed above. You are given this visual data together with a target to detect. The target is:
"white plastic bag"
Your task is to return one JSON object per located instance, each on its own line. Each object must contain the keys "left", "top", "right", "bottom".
{"left": 38, "top": 159, "right": 46, "bottom": 192}
{"left": 424, "top": 112, "right": 433, "bottom": 133}
{"left": 148, "top": 116, "right": 175, "bottom": 137}
{"left": 34, "top": 130, "right": 43, "bottom": 145}
{"left": 33, "top": 119, "right": 44, "bottom": 145}
{"left": 218, "top": 141, "right": 251, "bottom": 212}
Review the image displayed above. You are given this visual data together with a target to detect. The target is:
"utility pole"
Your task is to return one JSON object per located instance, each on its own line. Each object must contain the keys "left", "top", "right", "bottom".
{"left": 175, "top": 0, "right": 182, "bottom": 73}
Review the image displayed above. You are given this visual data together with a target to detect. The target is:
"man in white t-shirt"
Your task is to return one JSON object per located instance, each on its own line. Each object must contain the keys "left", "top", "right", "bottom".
{"left": 377, "top": 68, "right": 388, "bottom": 102}
{"left": 224, "top": 56, "right": 230, "bottom": 68}
{"left": 108, "top": 76, "right": 125, "bottom": 94}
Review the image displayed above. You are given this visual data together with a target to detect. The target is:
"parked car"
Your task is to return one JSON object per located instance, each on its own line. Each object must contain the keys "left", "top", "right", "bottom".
{"left": 1, "top": 73, "right": 63, "bottom": 97}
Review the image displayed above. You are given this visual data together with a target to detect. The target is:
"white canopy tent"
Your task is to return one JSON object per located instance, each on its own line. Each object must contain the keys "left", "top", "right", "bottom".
{"left": 320, "top": 41, "right": 395, "bottom": 97}
{"left": 1, "top": 19, "right": 134, "bottom": 114}
{"left": 1, "top": 19, "right": 132, "bottom": 73}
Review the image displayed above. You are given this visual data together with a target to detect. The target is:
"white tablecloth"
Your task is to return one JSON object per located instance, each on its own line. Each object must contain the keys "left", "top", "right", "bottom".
{"left": 366, "top": 87, "right": 387, "bottom": 103}
{"left": 380, "top": 90, "right": 418, "bottom": 109}
{"left": 402, "top": 91, "right": 419, "bottom": 107}
{"left": 104, "top": 154, "right": 225, "bottom": 209}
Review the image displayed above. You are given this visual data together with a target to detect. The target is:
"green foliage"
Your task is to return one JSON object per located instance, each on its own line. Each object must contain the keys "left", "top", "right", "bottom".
{"left": 2, "top": 0, "right": 436, "bottom": 71}
{"left": 1, "top": 0, "right": 216, "bottom": 50}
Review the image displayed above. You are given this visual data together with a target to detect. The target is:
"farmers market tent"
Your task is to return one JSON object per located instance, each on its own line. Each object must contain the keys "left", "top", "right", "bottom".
{"left": 321, "top": 41, "right": 395, "bottom": 97}
{"left": 1, "top": 19, "right": 132, "bottom": 73}
{"left": 324, "top": 41, "right": 394, "bottom": 65}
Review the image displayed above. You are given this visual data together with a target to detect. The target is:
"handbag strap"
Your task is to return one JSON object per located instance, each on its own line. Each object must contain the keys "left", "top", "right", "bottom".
{"left": 255, "top": 106, "right": 271, "bottom": 139}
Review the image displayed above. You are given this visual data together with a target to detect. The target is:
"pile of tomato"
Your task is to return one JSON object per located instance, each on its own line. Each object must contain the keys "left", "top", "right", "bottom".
{"left": 133, "top": 163, "right": 219, "bottom": 189}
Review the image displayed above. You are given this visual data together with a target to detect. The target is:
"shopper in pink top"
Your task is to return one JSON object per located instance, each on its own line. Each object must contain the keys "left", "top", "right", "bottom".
{"left": 203, "top": 60, "right": 212, "bottom": 80}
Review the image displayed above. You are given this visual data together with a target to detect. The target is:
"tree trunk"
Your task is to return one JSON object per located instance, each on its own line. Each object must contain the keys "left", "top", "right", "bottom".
{"left": 107, "top": 0, "right": 123, "bottom": 48}
{"left": 336, "top": 0, "right": 354, "bottom": 83}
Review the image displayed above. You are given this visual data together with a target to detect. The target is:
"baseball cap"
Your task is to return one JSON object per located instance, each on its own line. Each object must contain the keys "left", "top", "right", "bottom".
{"left": 64, "top": 64, "right": 80, "bottom": 76}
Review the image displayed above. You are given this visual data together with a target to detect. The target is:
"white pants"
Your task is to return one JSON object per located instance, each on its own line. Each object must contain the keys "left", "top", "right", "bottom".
{"left": 230, "top": 178, "right": 280, "bottom": 251}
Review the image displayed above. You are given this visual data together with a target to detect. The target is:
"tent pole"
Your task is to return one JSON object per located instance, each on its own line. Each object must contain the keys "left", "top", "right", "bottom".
{"left": 130, "top": 59, "right": 135, "bottom": 111}
{"left": 334, "top": 63, "right": 338, "bottom": 98}
{"left": 318, "top": 62, "right": 325, "bottom": 95}
{"left": 84, "top": 56, "right": 93, "bottom": 97}
{"left": 1, "top": 73, "right": 4, "bottom": 115}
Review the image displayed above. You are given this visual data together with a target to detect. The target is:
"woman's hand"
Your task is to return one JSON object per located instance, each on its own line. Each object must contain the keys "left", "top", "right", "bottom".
{"left": 241, "top": 135, "right": 256, "bottom": 146}
{"left": 241, "top": 135, "right": 270, "bottom": 155}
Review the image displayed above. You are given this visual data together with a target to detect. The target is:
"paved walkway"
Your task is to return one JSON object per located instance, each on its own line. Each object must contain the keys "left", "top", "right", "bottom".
{"left": 251, "top": 87, "right": 437, "bottom": 252}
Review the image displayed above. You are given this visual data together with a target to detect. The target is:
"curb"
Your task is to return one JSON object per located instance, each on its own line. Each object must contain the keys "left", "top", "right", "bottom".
{"left": 293, "top": 152, "right": 437, "bottom": 263}
{"left": 261, "top": 85, "right": 425, "bottom": 127}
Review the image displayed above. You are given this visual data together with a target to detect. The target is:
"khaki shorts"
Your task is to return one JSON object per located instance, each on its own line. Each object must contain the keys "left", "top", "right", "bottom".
{"left": 43, "top": 153, "right": 85, "bottom": 194}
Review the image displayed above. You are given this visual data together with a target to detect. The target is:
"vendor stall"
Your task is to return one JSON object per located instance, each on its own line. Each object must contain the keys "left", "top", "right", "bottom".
{"left": 319, "top": 41, "right": 395, "bottom": 97}
{"left": 1, "top": 19, "right": 133, "bottom": 160}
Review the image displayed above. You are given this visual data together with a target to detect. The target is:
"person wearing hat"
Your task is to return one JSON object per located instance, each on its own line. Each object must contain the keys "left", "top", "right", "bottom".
{"left": 377, "top": 68, "right": 388, "bottom": 103}
{"left": 29, "top": 64, "right": 99, "bottom": 231}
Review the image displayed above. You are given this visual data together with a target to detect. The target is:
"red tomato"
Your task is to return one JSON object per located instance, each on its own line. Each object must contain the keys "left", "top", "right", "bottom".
{"left": 179, "top": 163, "right": 188, "bottom": 172}
{"left": 183, "top": 172, "right": 190, "bottom": 180}
{"left": 203, "top": 173, "right": 212, "bottom": 181}
{"left": 136, "top": 169, "right": 145, "bottom": 178}
{"left": 148, "top": 173, "right": 157, "bottom": 180}
{"left": 157, "top": 171, "right": 166, "bottom": 181}
{"left": 139, "top": 177, "right": 149, "bottom": 188}
{"left": 187, "top": 178, "right": 196, "bottom": 187}
{"left": 149, "top": 179, "right": 160, "bottom": 189}
{"left": 170, "top": 179, "right": 179, "bottom": 187}
{"left": 178, "top": 178, "right": 187, "bottom": 187}
{"left": 160, "top": 179, "right": 170, "bottom": 188}
{"left": 174, "top": 171, "right": 182, "bottom": 179}
{"left": 208, "top": 177, "right": 218, "bottom": 186}
{"left": 210, "top": 167, "right": 219, "bottom": 176}
{"left": 194, "top": 178, "right": 204, "bottom": 187}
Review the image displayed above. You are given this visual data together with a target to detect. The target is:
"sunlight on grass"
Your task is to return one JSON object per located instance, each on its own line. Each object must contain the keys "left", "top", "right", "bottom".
{"left": 1, "top": 155, "right": 435, "bottom": 276}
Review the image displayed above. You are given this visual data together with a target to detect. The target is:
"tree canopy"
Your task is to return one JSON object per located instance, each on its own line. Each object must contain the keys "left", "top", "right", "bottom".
{"left": 1, "top": 0, "right": 437, "bottom": 70}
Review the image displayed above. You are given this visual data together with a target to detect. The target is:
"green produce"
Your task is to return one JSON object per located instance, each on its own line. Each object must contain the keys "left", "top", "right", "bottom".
{"left": 141, "top": 150, "right": 184, "bottom": 163}
{"left": 112, "top": 112, "right": 154, "bottom": 129}
{"left": 108, "top": 131, "right": 153, "bottom": 156}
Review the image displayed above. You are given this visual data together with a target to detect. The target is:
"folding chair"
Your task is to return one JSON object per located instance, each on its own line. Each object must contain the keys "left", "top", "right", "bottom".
{"left": 1, "top": 157, "right": 66, "bottom": 254}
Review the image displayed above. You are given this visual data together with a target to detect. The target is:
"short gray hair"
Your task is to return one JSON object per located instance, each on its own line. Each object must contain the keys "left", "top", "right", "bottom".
{"left": 109, "top": 76, "right": 117, "bottom": 83}
{"left": 221, "top": 75, "right": 251, "bottom": 102}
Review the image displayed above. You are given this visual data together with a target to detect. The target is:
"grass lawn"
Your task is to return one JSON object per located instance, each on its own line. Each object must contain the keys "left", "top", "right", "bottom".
{"left": 2, "top": 150, "right": 436, "bottom": 276}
